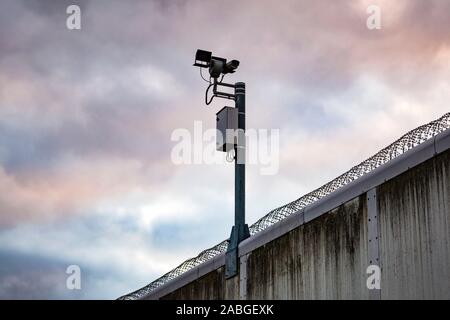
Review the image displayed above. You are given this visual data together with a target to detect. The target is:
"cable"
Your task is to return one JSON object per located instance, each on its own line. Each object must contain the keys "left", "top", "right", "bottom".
{"left": 199, "top": 67, "right": 215, "bottom": 105}
{"left": 205, "top": 83, "right": 215, "bottom": 105}
{"left": 200, "top": 68, "right": 211, "bottom": 83}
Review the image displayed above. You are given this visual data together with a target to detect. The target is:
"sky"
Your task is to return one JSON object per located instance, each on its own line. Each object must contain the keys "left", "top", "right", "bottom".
{"left": 0, "top": 0, "right": 449, "bottom": 299}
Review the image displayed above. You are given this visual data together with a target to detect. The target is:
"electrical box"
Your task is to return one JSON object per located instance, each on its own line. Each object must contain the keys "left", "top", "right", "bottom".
{"left": 216, "top": 106, "right": 238, "bottom": 152}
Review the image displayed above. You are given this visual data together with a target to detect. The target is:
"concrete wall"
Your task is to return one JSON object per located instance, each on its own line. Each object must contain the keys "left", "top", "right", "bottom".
{"left": 161, "top": 267, "right": 240, "bottom": 300}
{"left": 161, "top": 267, "right": 225, "bottom": 300}
{"left": 378, "top": 150, "right": 450, "bottom": 299}
{"left": 144, "top": 132, "right": 450, "bottom": 300}
{"left": 245, "top": 196, "right": 368, "bottom": 299}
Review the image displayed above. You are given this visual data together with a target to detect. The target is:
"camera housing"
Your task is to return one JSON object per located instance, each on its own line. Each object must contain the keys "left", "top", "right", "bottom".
{"left": 209, "top": 57, "right": 227, "bottom": 78}
{"left": 225, "top": 60, "right": 240, "bottom": 74}
{"left": 194, "top": 49, "right": 239, "bottom": 79}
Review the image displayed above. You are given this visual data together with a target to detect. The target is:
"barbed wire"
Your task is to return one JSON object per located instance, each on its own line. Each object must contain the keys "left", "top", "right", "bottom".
{"left": 119, "top": 112, "right": 450, "bottom": 300}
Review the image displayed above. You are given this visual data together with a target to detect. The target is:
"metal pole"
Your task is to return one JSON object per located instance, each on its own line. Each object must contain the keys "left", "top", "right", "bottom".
{"left": 225, "top": 82, "right": 250, "bottom": 279}
{"left": 235, "top": 82, "right": 249, "bottom": 239}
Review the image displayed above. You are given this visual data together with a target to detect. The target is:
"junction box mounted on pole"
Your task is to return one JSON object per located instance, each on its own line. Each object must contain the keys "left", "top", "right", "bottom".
{"left": 216, "top": 106, "right": 238, "bottom": 152}
{"left": 193, "top": 49, "right": 250, "bottom": 278}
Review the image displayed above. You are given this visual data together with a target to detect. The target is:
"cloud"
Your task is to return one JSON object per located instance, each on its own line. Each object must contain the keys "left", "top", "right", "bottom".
{"left": 0, "top": 248, "right": 139, "bottom": 299}
{"left": 0, "top": 0, "right": 449, "bottom": 298}
{"left": 0, "top": 156, "right": 162, "bottom": 227}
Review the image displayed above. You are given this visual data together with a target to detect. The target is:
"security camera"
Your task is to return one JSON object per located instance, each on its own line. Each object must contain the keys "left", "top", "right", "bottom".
{"left": 209, "top": 57, "right": 240, "bottom": 79}
{"left": 193, "top": 49, "right": 241, "bottom": 105}
{"left": 224, "top": 60, "right": 240, "bottom": 74}
{"left": 193, "top": 49, "right": 239, "bottom": 79}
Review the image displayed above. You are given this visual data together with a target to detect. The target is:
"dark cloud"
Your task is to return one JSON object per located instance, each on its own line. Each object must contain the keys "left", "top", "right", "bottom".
{"left": 2, "top": 0, "right": 449, "bottom": 175}
{"left": 0, "top": 249, "right": 123, "bottom": 299}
